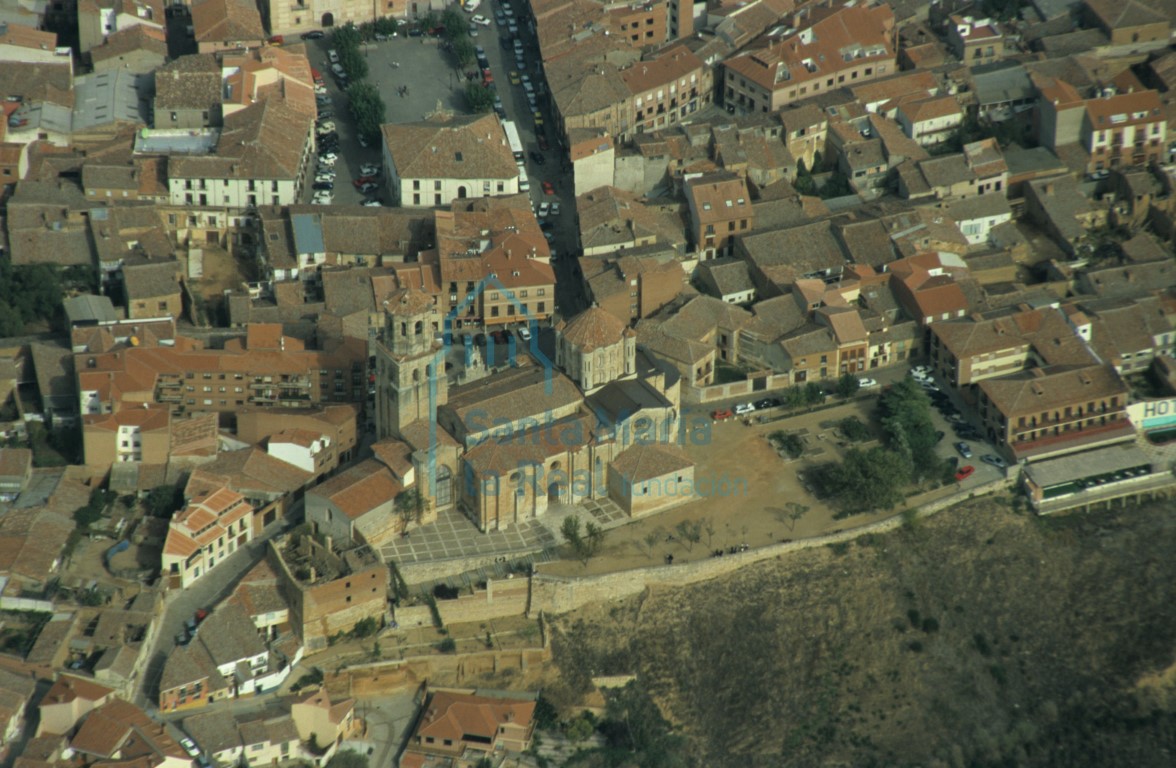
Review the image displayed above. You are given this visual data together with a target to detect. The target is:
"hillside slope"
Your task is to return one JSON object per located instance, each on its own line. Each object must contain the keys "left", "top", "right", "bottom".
{"left": 549, "top": 497, "right": 1176, "bottom": 767}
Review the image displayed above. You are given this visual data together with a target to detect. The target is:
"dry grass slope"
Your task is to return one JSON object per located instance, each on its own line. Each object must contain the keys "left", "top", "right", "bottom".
{"left": 549, "top": 496, "right": 1176, "bottom": 767}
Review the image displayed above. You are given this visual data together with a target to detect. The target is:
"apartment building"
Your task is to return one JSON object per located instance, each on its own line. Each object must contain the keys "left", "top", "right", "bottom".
{"left": 619, "top": 44, "right": 711, "bottom": 136}
{"left": 606, "top": 0, "right": 668, "bottom": 46}
{"left": 722, "top": 2, "right": 896, "bottom": 113}
{"left": 1081, "top": 90, "right": 1168, "bottom": 174}
{"left": 382, "top": 114, "right": 520, "bottom": 208}
{"left": 944, "top": 15, "right": 1005, "bottom": 64}
{"left": 976, "top": 365, "right": 1132, "bottom": 460}
{"left": 82, "top": 403, "right": 171, "bottom": 467}
{"left": 162, "top": 488, "right": 254, "bottom": 588}
{"left": 406, "top": 206, "right": 556, "bottom": 330}
{"left": 584, "top": 249, "right": 685, "bottom": 325}
{"left": 895, "top": 95, "right": 964, "bottom": 146}
{"left": 548, "top": 42, "right": 711, "bottom": 143}
{"left": 76, "top": 323, "right": 368, "bottom": 417}
{"left": 165, "top": 93, "right": 314, "bottom": 211}
{"left": 684, "top": 173, "right": 753, "bottom": 259}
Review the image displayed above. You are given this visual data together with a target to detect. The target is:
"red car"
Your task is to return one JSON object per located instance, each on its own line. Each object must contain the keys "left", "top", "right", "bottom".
{"left": 268, "top": 35, "right": 284, "bottom": 45}
{"left": 352, "top": 176, "right": 377, "bottom": 187}
{"left": 311, "top": 68, "right": 324, "bottom": 84}
{"left": 537, "top": 135, "right": 549, "bottom": 151}
{"left": 542, "top": 181, "right": 555, "bottom": 195}
{"left": 482, "top": 68, "right": 493, "bottom": 86}
{"left": 711, "top": 408, "right": 734, "bottom": 421}
{"left": 954, "top": 465, "right": 975, "bottom": 482}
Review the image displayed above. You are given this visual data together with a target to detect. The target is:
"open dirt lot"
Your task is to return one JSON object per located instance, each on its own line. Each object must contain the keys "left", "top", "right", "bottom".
{"left": 543, "top": 398, "right": 950, "bottom": 576}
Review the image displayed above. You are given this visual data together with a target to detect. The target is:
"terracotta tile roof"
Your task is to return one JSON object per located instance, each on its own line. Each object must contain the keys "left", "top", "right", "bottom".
{"left": 71, "top": 699, "right": 186, "bottom": 761}
{"left": 185, "top": 447, "right": 311, "bottom": 498}
{"left": 154, "top": 54, "right": 220, "bottom": 110}
{"left": 383, "top": 113, "right": 518, "bottom": 182}
{"left": 444, "top": 367, "right": 584, "bottom": 433}
{"left": 686, "top": 173, "right": 752, "bottom": 225}
{"left": 723, "top": 2, "right": 895, "bottom": 95}
{"left": 1084, "top": 0, "right": 1170, "bottom": 30}
{"left": 619, "top": 44, "right": 704, "bottom": 97}
{"left": 165, "top": 487, "right": 251, "bottom": 556}
{"left": 191, "top": 0, "right": 265, "bottom": 43}
{"left": 610, "top": 442, "right": 693, "bottom": 483}
{"left": 89, "top": 25, "right": 167, "bottom": 67}
{"left": 415, "top": 691, "right": 536, "bottom": 744}
{"left": 42, "top": 675, "right": 115, "bottom": 708}
{"left": 979, "top": 364, "right": 1126, "bottom": 418}
{"left": 170, "top": 92, "right": 311, "bottom": 180}
{"left": 898, "top": 95, "right": 961, "bottom": 124}
{"left": 309, "top": 459, "right": 401, "bottom": 520}
{"left": 1085, "top": 89, "right": 1164, "bottom": 129}
{"left": 559, "top": 307, "right": 627, "bottom": 352}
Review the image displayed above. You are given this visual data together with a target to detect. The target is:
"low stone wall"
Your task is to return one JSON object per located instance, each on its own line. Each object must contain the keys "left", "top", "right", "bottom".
{"left": 400, "top": 553, "right": 521, "bottom": 585}
{"left": 527, "top": 477, "right": 1015, "bottom": 617}
{"left": 436, "top": 578, "right": 530, "bottom": 625}
{"left": 682, "top": 372, "right": 793, "bottom": 405}
{"left": 326, "top": 646, "right": 551, "bottom": 695}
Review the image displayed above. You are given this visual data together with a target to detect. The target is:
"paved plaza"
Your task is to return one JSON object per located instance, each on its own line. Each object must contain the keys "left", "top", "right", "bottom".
{"left": 377, "top": 497, "right": 629, "bottom": 565}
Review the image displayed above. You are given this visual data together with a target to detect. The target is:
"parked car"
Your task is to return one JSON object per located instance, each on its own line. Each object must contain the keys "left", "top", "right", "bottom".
{"left": 267, "top": 35, "right": 284, "bottom": 44}
{"left": 302, "top": 30, "right": 325, "bottom": 39}
{"left": 179, "top": 739, "right": 201, "bottom": 758}
{"left": 542, "top": 180, "right": 555, "bottom": 195}
{"left": 509, "top": 70, "right": 521, "bottom": 85}
{"left": 537, "top": 134, "right": 550, "bottom": 150}
{"left": 185, "top": 618, "right": 198, "bottom": 636}
{"left": 711, "top": 407, "right": 734, "bottom": 421}
{"left": 360, "top": 164, "right": 380, "bottom": 176}
{"left": 358, "top": 182, "right": 379, "bottom": 193}
{"left": 755, "top": 397, "right": 781, "bottom": 410}
{"left": 472, "top": 14, "right": 491, "bottom": 25}
{"left": 407, "top": 27, "right": 423, "bottom": 37}
{"left": 312, "top": 182, "right": 333, "bottom": 191}
{"left": 481, "top": 68, "right": 493, "bottom": 85}
{"left": 1088, "top": 169, "right": 1110, "bottom": 181}
{"left": 328, "top": 49, "right": 339, "bottom": 63}
{"left": 353, "top": 175, "right": 377, "bottom": 187}
{"left": 175, "top": 630, "right": 189, "bottom": 647}
{"left": 550, "top": 202, "right": 560, "bottom": 216}
{"left": 539, "top": 220, "right": 555, "bottom": 232}
{"left": 318, "top": 152, "right": 337, "bottom": 162}
{"left": 954, "top": 441, "right": 973, "bottom": 459}
{"left": 734, "top": 402, "right": 756, "bottom": 415}
{"left": 517, "top": 326, "right": 532, "bottom": 342}
{"left": 530, "top": 149, "right": 545, "bottom": 164}
{"left": 362, "top": 200, "right": 382, "bottom": 207}
{"left": 954, "top": 465, "right": 975, "bottom": 482}
{"left": 537, "top": 201, "right": 550, "bottom": 217}
{"left": 857, "top": 377, "right": 878, "bottom": 388}
{"left": 980, "top": 454, "right": 1007, "bottom": 469}
{"left": 533, "top": 111, "right": 544, "bottom": 127}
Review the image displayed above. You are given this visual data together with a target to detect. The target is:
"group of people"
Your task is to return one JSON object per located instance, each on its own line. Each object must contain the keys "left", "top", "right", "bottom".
{"left": 397, "top": 85, "right": 410, "bottom": 97}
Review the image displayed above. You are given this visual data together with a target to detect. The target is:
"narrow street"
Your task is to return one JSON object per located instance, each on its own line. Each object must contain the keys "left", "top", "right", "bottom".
{"left": 133, "top": 500, "right": 303, "bottom": 712}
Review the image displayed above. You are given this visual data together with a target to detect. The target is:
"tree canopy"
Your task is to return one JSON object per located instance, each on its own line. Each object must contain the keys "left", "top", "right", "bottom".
{"left": 347, "top": 81, "right": 386, "bottom": 146}
{"left": 0, "top": 258, "right": 65, "bottom": 335}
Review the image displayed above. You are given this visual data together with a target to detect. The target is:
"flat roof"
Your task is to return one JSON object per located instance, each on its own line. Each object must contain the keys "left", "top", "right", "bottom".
{"left": 1024, "top": 443, "right": 1153, "bottom": 489}
{"left": 134, "top": 128, "right": 219, "bottom": 155}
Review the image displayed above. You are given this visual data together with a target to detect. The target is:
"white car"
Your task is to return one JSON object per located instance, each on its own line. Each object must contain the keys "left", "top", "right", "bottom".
{"left": 318, "top": 153, "right": 337, "bottom": 163}
{"left": 858, "top": 377, "right": 878, "bottom": 388}
{"left": 360, "top": 164, "right": 380, "bottom": 176}
{"left": 517, "top": 326, "right": 532, "bottom": 342}
{"left": 316, "top": 122, "right": 336, "bottom": 134}
{"left": 538, "top": 202, "right": 551, "bottom": 217}
{"left": 328, "top": 49, "right": 339, "bottom": 63}
{"left": 179, "top": 738, "right": 200, "bottom": 759}
{"left": 472, "top": 14, "right": 491, "bottom": 25}
{"left": 550, "top": 202, "right": 561, "bottom": 216}
{"left": 362, "top": 200, "right": 381, "bottom": 207}
{"left": 734, "top": 402, "right": 756, "bottom": 415}
{"left": 330, "top": 63, "right": 345, "bottom": 77}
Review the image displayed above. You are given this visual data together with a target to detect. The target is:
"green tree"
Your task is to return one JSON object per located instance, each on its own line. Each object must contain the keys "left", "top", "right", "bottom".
{"left": 831, "top": 446, "right": 911, "bottom": 514}
{"left": 0, "top": 302, "right": 23, "bottom": 337}
{"left": 838, "top": 416, "right": 870, "bottom": 442}
{"left": 339, "top": 46, "right": 368, "bottom": 81}
{"left": 464, "top": 82, "right": 495, "bottom": 113}
{"left": 565, "top": 713, "right": 595, "bottom": 743}
{"left": 441, "top": 6, "right": 466, "bottom": 40}
{"left": 803, "top": 382, "right": 825, "bottom": 405}
{"left": 820, "top": 170, "right": 853, "bottom": 199}
{"left": 394, "top": 486, "right": 427, "bottom": 533}
{"left": 451, "top": 36, "right": 476, "bottom": 69}
{"left": 331, "top": 23, "right": 361, "bottom": 50}
{"left": 674, "top": 519, "right": 702, "bottom": 552}
{"left": 145, "top": 483, "right": 183, "bottom": 518}
{"left": 351, "top": 616, "right": 378, "bottom": 638}
{"left": 877, "top": 378, "right": 944, "bottom": 482}
{"left": 784, "top": 501, "right": 809, "bottom": 531}
{"left": 325, "top": 750, "right": 369, "bottom": 768}
{"left": 560, "top": 515, "right": 603, "bottom": 564}
{"left": 599, "top": 682, "right": 689, "bottom": 766}
{"left": 347, "top": 81, "right": 386, "bottom": 146}
{"left": 373, "top": 17, "right": 399, "bottom": 36}
{"left": 794, "top": 158, "right": 817, "bottom": 196}
{"left": 835, "top": 373, "right": 860, "bottom": 399}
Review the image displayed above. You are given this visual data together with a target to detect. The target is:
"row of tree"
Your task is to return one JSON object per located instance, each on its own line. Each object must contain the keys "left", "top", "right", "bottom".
{"left": 329, "top": 24, "right": 387, "bottom": 147}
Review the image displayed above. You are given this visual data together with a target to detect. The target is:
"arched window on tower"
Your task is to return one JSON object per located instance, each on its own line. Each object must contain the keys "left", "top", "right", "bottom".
{"left": 414, "top": 320, "right": 423, "bottom": 336}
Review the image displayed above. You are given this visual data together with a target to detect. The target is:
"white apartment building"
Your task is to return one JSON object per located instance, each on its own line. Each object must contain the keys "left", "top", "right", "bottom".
{"left": 162, "top": 488, "right": 254, "bottom": 588}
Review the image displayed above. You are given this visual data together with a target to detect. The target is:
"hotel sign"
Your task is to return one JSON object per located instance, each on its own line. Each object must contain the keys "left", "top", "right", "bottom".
{"left": 1128, "top": 398, "right": 1176, "bottom": 429}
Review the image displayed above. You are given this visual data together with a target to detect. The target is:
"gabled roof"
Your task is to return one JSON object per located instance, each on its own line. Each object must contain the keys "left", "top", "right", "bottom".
{"left": 191, "top": 0, "right": 265, "bottom": 43}
{"left": 308, "top": 459, "right": 401, "bottom": 520}
{"left": 611, "top": 442, "right": 693, "bottom": 483}
{"left": 415, "top": 691, "right": 536, "bottom": 743}
{"left": 383, "top": 113, "right": 518, "bottom": 181}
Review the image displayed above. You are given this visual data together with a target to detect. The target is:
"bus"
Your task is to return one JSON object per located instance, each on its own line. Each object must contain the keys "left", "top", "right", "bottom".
{"left": 502, "top": 119, "right": 524, "bottom": 162}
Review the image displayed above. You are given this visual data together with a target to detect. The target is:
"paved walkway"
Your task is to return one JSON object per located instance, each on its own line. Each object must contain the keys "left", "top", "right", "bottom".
{"left": 376, "top": 497, "right": 628, "bottom": 565}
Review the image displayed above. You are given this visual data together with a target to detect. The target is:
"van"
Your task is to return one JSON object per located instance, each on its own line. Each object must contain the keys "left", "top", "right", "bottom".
{"left": 518, "top": 167, "right": 530, "bottom": 192}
